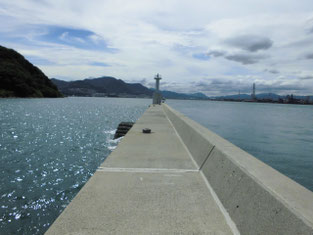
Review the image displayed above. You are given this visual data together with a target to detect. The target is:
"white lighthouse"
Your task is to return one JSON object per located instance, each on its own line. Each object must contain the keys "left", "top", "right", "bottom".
{"left": 152, "top": 73, "right": 162, "bottom": 105}
{"left": 251, "top": 83, "right": 256, "bottom": 100}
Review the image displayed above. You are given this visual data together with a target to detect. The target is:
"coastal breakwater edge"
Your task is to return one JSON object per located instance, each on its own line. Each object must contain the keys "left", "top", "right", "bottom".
{"left": 46, "top": 104, "right": 313, "bottom": 234}
{"left": 163, "top": 104, "right": 313, "bottom": 234}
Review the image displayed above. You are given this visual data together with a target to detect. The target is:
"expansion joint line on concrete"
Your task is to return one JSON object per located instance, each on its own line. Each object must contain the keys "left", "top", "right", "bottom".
{"left": 161, "top": 107, "right": 200, "bottom": 169}
{"left": 199, "top": 146, "right": 215, "bottom": 171}
{"left": 96, "top": 167, "right": 199, "bottom": 173}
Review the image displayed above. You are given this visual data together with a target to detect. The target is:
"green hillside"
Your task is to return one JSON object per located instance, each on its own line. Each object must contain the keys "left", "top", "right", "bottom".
{"left": 0, "top": 45, "right": 62, "bottom": 98}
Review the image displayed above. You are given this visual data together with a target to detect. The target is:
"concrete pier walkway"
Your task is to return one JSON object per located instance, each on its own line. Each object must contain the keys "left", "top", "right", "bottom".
{"left": 46, "top": 104, "right": 313, "bottom": 234}
{"left": 46, "top": 105, "right": 235, "bottom": 234}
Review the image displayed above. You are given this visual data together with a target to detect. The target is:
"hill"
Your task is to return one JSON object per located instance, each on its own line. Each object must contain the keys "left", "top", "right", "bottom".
{"left": 0, "top": 45, "right": 62, "bottom": 97}
{"left": 159, "top": 90, "right": 208, "bottom": 99}
{"left": 52, "top": 77, "right": 209, "bottom": 99}
{"left": 51, "top": 77, "right": 153, "bottom": 97}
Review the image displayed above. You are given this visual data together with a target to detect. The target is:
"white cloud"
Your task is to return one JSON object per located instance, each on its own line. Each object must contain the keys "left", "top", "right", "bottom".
{"left": 1, "top": 0, "right": 313, "bottom": 95}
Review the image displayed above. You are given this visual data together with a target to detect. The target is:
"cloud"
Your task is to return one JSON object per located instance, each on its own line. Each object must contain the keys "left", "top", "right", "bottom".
{"left": 192, "top": 53, "right": 210, "bottom": 60}
{"left": 299, "top": 75, "right": 313, "bottom": 80}
{"left": 225, "top": 35, "right": 273, "bottom": 52}
{"left": 191, "top": 78, "right": 308, "bottom": 96}
{"left": 1, "top": 0, "right": 313, "bottom": 95}
{"left": 264, "top": 69, "right": 279, "bottom": 74}
{"left": 225, "top": 53, "right": 267, "bottom": 65}
{"left": 305, "top": 53, "right": 313, "bottom": 59}
{"left": 192, "top": 79, "right": 252, "bottom": 94}
{"left": 60, "top": 32, "right": 85, "bottom": 44}
{"left": 207, "top": 50, "right": 225, "bottom": 57}
{"left": 24, "top": 55, "right": 55, "bottom": 65}
{"left": 205, "top": 49, "right": 268, "bottom": 65}
{"left": 206, "top": 48, "right": 268, "bottom": 65}
{"left": 38, "top": 25, "right": 118, "bottom": 52}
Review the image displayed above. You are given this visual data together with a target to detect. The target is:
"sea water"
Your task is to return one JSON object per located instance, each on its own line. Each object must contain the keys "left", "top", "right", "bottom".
{"left": 1, "top": 98, "right": 313, "bottom": 234}
{"left": 0, "top": 97, "right": 150, "bottom": 234}
{"left": 168, "top": 99, "right": 313, "bottom": 192}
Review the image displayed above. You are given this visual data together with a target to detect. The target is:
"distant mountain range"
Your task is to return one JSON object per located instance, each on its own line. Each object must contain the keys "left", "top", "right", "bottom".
{"left": 155, "top": 89, "right": 208, "bottom": 100}
{"left": 51, "top": 77, "right": 209, "bottom": 99}
{"left": 51, "top": 77, "right": 313, "bottom": 101}
{"left": 51, "top": 77, "right": 153, "bottom": 97}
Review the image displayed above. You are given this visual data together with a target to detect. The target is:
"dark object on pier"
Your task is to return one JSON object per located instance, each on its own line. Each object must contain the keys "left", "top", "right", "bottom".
{"left": 114, "top": 122, "right": 134, "bottom": 139}
{"left": 142, "top": 128, "right": 151, "bottom": 134}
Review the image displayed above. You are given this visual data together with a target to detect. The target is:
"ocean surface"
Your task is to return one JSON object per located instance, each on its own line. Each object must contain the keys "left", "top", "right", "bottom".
{"left": 1, "top": 98, "right": 313, "bottom": 234}
{"left": 168, "top": 99, "right": 313, "bottom": 192}
{"left": 0, "top": 97, "right": 150, "bottom": 234}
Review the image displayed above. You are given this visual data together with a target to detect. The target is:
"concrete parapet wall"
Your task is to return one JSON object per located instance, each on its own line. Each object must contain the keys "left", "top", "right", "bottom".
{"left": 163, "top": 104, "right": 215, "bottom": 168}
{"left": 163, "top": 103, "right": 313, "bottom": 234}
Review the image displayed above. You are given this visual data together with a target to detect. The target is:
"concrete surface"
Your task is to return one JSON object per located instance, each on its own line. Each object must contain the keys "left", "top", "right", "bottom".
{"left": 46, "top": 103, "right": 313, "bottom": 235}
{"left": 46, "top": 171, "right": 233, "bottom": 235}
{"left": 163, "top": 104, "right": 215, "bottom": 168}
{"left": 46, "top": 105, "right": 234, "bottom": 235}
{"left": 163, "top": 103, "right": 313, "bottom": 235}
{"left": 101, "top": 105, "right": 197, "bottom": 170}
{"left": 202, "top": 147, "right": 313, "bottom": 234}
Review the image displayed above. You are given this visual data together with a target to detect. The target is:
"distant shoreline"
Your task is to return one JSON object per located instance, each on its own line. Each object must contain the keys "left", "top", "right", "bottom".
{"left": 2, "top": 96, "right": 311, "bottom": 106}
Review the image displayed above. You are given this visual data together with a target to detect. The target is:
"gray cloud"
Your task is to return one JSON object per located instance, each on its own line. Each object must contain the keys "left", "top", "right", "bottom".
{"left": 264, "top": 69, "right": 279, "bottom": 74}
{"left": 194, "top": 79, "right": 251, "bottom": 93}
{"left": 286, "top": 38, "right": 313, "bottom": 48}
{"left": 305, "top": 53, "right": 313, "bottom": 59}
{"left": 225, "top": 35, "right": 273, "bottom": 52}
{"left": 299, "top": 75, "right": 313, "bottom": 80}
{"left": 206, "top": 48, "right": 268, "bottom": 65}
{"left": 207, "top": 50, "right": 225, "bottom": 57}
{"left": 2, "top": 0, "right": 313, "bottom": 95}
{"left": 192, "top": 79, "right": 307, "bottom": 96}
{"left": 225, "top": 53, "right": 266, "bottom": 65}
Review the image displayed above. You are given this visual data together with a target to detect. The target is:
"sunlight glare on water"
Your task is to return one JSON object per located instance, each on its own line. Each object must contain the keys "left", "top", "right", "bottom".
{"left": 0, "top": 97, "right": 149, "bottom": 234}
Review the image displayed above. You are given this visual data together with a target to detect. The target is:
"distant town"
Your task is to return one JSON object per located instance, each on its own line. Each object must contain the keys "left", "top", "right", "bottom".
{"left": 210, "top": 83, "right": 313, "bottom": 105}
{"left": 51, "top": 78, "right": 313, "bottom": 105}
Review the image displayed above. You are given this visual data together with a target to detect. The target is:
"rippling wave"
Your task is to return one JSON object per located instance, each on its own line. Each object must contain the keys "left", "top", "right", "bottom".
{"left": 168, "top": 100, "right": 313, "bottom": 192}
{"left": 0, "top": 97, "right": 149, "bottom": 234}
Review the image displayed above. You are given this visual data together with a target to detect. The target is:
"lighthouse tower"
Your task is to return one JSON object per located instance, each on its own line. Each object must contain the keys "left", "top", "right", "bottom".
{"left": 152, "top": 74, "right": 162, "bottom": 105}
{"left": 251, "top": 83, "right": 256, "bottom": 100}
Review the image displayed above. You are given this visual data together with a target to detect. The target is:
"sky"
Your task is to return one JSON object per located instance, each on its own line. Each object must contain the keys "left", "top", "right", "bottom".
{"left": 1, "top": 0, "right": 313, "bottom": 96}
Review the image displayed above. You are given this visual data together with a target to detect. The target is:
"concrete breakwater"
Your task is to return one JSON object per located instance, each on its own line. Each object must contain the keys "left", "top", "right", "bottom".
{"left": 46, "top": 104, "right": 313, "bottom": 234}
{"left": 113, "top": 122, "right": 134, "bottom": 139}
{"left": 163, "top": 104, "right": 313, "bottom": 234}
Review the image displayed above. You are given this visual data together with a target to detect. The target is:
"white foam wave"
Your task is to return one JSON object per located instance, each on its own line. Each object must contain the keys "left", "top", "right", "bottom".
{"left": 104, "top": 128, "right": 123, "bottom": 151}
{"left": 104, "top": 129, "right": 116, "bottom": 135}
{"left": 108, "top": 146, "right": 117, "bottom": 151}
{"left": 109, "top": 136, "right": 123, "bottom": 144}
